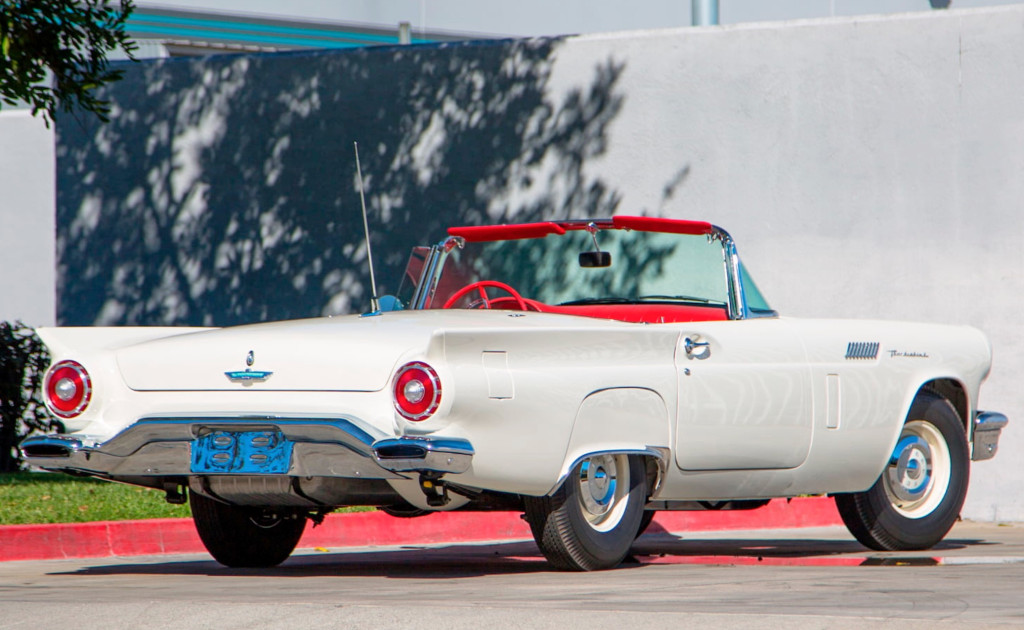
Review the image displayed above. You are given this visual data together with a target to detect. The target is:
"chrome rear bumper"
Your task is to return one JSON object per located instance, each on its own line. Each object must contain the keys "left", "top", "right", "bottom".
{"left": 20, "top": 416, "right": 474, "bottom": 479}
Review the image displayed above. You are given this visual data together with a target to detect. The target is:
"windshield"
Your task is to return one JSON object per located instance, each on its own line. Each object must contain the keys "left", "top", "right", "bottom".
{"left": 425, "top": 229, "right": 734, "bottom": 312}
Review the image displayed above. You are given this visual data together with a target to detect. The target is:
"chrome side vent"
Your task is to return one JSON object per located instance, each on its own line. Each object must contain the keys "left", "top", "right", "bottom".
{"left": 845, "top": 342, "right": 880, "bottom": 360}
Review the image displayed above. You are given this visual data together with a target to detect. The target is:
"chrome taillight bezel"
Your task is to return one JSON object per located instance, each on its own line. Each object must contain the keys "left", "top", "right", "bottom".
{"left": 393, "top": 361, "right": 442, "bottom": 421}
{"left": 44, "top": 360, "right": 92, "bottom": 419}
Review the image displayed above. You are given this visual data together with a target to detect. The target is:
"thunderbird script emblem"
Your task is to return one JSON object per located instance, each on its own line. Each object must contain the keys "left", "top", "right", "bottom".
{"left": 225, "top": 350, "right": 273, "bottom": 384}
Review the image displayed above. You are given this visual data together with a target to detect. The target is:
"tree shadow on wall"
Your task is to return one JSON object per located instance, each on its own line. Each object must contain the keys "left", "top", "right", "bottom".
{"left": 57, "top": 38, "right": 686, "bottom": 326}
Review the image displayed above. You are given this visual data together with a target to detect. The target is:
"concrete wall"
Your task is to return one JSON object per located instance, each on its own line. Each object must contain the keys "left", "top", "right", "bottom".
{"left": 0, "top": 111, "right": 55, "bottom": 327}
{"left": 39, "top": 5, "right": 1024, "bottom": 519}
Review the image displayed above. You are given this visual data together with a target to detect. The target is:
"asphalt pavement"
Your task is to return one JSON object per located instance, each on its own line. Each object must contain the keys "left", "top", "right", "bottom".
{"left": 2, "top": 521, "right": 1023, "bottom": 629}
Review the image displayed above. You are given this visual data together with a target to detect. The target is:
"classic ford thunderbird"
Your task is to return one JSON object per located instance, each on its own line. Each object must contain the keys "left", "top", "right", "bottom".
{"left": 22, "top": 216, "right": 1007, "bottom": 570}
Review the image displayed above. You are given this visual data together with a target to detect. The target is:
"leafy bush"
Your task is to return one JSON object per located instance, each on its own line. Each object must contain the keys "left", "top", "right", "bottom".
{"left": 0, "top": 321, "right": 56, "bottom": 472}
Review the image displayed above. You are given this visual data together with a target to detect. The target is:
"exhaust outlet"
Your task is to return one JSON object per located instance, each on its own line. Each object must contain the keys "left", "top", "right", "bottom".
{"left": 20, "top": 435, "right": 83, "bottom": 459}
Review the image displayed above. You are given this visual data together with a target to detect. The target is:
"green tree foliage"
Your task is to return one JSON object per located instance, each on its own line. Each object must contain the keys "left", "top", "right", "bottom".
{"left": 0, "top": 322, "right": 54, "bottom": 472}
{"left": 0, "top": 0, "right": 136, "bottom": 125}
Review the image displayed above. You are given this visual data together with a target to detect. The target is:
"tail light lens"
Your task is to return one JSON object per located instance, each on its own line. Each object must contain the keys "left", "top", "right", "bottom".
{"left": 393, "top": 361, "right": 441, "bottom": 421}
{"left": 44, "top": 360, "right": 92, "bottom": 419}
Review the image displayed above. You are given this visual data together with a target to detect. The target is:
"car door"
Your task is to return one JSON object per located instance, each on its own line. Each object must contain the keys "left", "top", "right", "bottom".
{"left": 674, "top": 318, "right": 814, "bottom": 471}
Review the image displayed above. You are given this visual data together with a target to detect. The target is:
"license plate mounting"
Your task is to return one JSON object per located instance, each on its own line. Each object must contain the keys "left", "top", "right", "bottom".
{"left": 190, "top": 429, "right": 293, "bottom": 474}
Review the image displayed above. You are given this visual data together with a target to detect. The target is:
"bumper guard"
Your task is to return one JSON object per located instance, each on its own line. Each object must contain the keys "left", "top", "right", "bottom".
{"left": 972, "top": 410, "right": 1008, "bottom": 461}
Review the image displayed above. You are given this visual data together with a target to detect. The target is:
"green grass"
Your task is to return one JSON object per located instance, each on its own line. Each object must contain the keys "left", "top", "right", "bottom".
{"left": 0, "top": 472, "right": 192, "bottom": 525}
{"left": 0, "top": 472, "right": 375, "bottom": 525}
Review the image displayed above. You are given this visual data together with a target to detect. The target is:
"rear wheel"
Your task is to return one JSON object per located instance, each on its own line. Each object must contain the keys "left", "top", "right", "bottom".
{"left": 190, "top": 492, "right": 307, "bottom": 567}
{"left": 524, "top": 454, "right": 646, "bottom": 571}
{"left": 835, "top": 392, "right": 969, "bottom": 551}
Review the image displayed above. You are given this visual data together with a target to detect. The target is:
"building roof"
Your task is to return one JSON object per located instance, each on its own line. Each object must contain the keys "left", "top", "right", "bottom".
{"left": 127, "top": 6, "right": 492, "bottom": 57}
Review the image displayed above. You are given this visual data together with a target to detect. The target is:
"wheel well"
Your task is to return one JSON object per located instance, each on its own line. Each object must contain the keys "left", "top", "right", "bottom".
{"left": 644, "top": 455, "right": 662, "bottom": 498}
{"left": 920, "top": 379, "right": 969, "bottom": 432}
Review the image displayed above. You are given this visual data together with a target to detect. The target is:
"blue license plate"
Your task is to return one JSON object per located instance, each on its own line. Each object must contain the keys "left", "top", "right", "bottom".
{"left": 190, "top": 430, "right": 293, "bottom": 474}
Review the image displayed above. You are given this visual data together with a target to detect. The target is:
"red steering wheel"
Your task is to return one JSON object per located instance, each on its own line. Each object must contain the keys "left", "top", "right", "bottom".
{"left": 442, "top": 280, "right": 529, "bottom": 310}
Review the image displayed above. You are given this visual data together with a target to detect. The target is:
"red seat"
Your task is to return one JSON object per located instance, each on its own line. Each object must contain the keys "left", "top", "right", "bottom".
{"left": 531, "top": 302, "right": 728, "bottom": 324}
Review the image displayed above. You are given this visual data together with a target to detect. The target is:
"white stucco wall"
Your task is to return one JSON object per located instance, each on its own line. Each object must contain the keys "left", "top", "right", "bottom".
{"left": 0, "top": 110, "right": 55, "bottom": 327}
{"left": 518, "top": 5, "right": 1023, "bottom": 520}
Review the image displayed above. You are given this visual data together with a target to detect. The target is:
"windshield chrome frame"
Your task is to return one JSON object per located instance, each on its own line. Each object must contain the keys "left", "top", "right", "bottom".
{"left": 713, "top": 227, "right": 744, "bottom": 320}
{"left": 410, "top": 236, "right": 464, "bottom": 310}
{"left": 411, "top": 222, "right": 774, "bottom": 320}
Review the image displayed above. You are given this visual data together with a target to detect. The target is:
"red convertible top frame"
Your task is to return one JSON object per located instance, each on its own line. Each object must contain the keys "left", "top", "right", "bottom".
{"left": 448, "top": 216, "right": 715, "bottom": 242}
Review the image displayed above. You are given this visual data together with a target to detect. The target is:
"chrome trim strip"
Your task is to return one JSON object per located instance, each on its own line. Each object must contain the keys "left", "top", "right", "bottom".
{"left": 972, "top": 410, "right": 1008, "bottom": 461}
{"left": 646, "top": 499, "right": 771, "bottom": 511}
{"left": 372, "top": 436, "right": 475, "bottom": 474}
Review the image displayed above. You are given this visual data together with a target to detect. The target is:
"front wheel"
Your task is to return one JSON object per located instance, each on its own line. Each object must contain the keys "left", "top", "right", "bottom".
{"left": 835, "top": 392, "right": 969, "bottom": 551}
{"left": 190, "top": 492, "right": 307, "bottom": 567}
{"left": 524, "top": 454, "right": 646, "bottom": 571}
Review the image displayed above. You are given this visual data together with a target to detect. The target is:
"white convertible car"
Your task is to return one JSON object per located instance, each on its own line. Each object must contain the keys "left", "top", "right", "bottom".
{"left": 22, "top": 216, "right": 1007, "bottom": 570}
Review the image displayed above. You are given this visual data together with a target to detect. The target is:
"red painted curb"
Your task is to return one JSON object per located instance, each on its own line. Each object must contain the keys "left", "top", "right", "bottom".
{"left": 0, "top": 497, "right": 841, "bottom": 562}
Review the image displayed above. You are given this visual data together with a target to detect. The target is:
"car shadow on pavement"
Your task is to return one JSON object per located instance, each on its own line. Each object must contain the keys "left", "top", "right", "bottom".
{"left": 56, "top": 528, "right": 995, "bottom": 579}
{"left": 631, "top": 522, "right": 992, "bottom": 566}
{"left": 58, "top": 540, "right": 568, "bottom": 579}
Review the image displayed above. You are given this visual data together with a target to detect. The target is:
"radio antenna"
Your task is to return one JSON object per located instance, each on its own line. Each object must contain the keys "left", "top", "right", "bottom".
{"left": 354, "top": 142, "right": 380, "bottom": 313}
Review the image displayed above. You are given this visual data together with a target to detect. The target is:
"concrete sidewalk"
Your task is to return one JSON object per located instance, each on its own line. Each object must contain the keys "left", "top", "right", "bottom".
{"left": 0, "top": 497, "right": 841, "bottom": 562}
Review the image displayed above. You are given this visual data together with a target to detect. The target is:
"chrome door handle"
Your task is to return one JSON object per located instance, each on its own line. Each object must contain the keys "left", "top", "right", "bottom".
{"left": 684, "top": 337, "right": 710, "bottom": 356}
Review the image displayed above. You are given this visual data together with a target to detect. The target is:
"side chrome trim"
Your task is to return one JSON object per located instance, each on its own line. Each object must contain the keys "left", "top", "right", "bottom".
{"left": 646, "top": 499, "right": 771, "bottom": 511}
{"left": 972, "top": 410, "right": 1008, "bottom": 461}
{"left": 549, "top": 446, "right": 668, "bottom": 497}
{"left": 372, "top": 436, "right": 474, "bottom": 474}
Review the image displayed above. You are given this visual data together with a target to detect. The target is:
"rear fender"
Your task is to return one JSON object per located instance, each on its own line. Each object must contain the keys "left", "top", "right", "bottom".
{"left": 37, "top": 327, "right": 213, "bottom": 359}
{"left": 34, "top": 327, "right": 211, "bottom": 433}
{"left": 552, "top": 387, "right": 670, "bottom": 494}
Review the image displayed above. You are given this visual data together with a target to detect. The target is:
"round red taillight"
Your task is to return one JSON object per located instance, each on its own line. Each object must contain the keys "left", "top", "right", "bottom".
{"left": 393, "top": 361, "right": 441, "bottom": 421}
{"left": 44, "top": 360, "right": 92, "bottom": 419}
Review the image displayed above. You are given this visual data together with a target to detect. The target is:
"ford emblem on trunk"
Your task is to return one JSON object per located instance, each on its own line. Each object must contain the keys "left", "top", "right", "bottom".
{"left": 225, "top": 369, "right": 273, "bottom": 383}
{"left": 227, "top": 350, "right": 272, "bottom": 383}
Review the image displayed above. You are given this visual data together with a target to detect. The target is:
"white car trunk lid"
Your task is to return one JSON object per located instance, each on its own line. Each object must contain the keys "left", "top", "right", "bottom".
{"left": 115, "top": 316, "right": 426, "bottom": 392}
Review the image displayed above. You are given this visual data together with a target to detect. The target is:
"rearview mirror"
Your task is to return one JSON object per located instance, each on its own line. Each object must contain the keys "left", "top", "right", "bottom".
{"left": 579, "top": 251, "right": 611, "bottom": 268}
